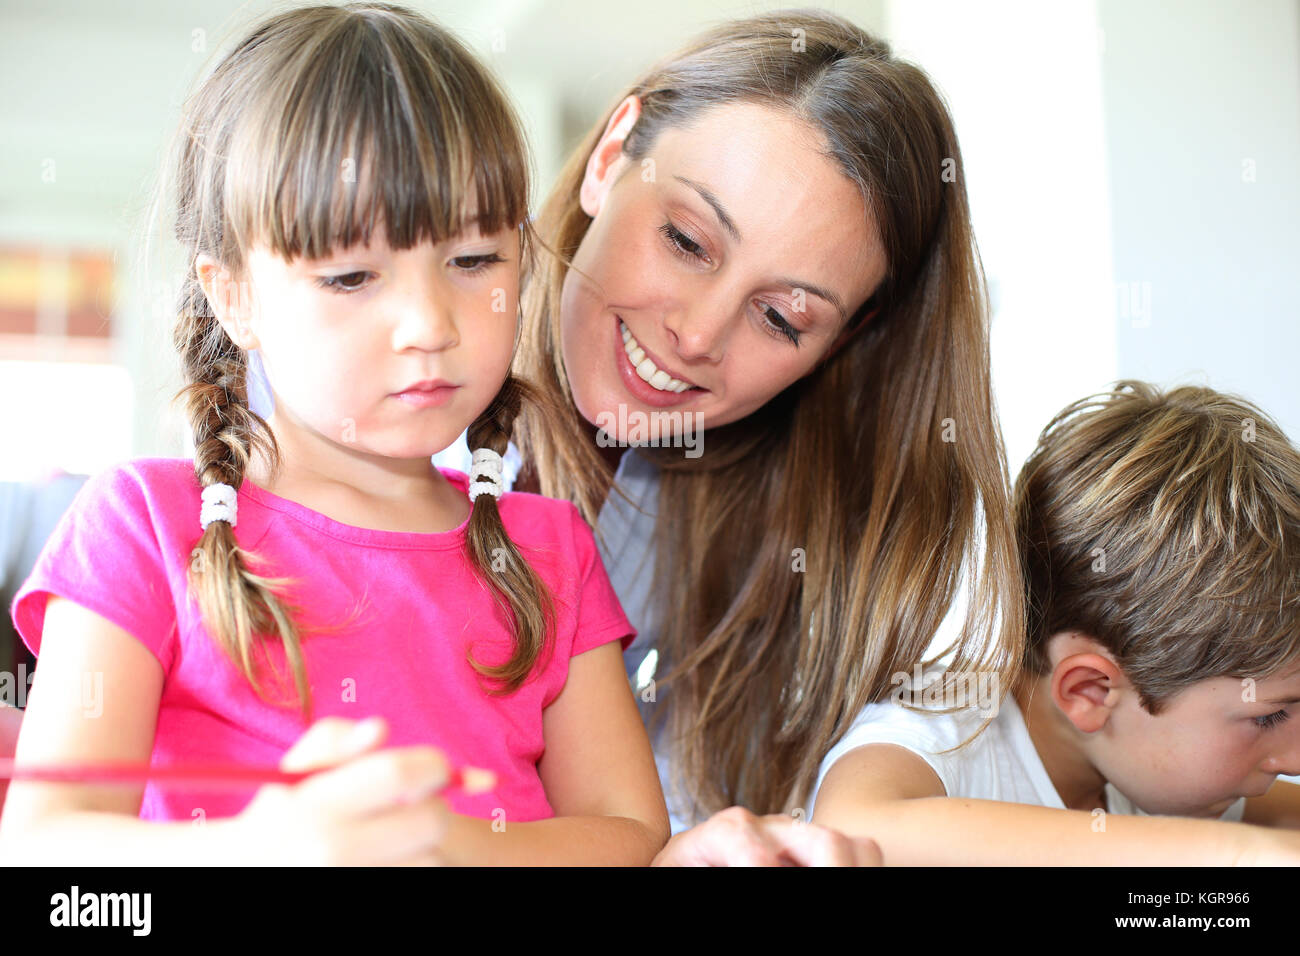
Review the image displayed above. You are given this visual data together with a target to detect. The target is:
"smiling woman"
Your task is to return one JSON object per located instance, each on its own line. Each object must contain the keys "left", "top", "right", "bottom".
{"left": 558, "top": 99, "right": 884, "bottom": 430}
{"left": 511, "top": 8, "right": 1026, "bottom": 863}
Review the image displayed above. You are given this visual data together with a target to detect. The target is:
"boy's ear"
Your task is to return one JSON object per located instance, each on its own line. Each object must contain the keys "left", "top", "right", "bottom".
{"left": 579, "top": 94, "right": 642, "bottom": 219}
{"left": 1048, "top": 633, "right": 1125, "bottom": 734}
{"left": 195, "top": 253, "right": 260, "bottom": 350}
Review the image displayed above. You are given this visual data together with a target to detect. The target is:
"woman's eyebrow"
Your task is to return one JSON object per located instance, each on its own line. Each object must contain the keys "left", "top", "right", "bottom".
{"left": 673, "top": 175, "right": 742, "bottom": 243}
{"left": 774, "top": 276, "right": 847, "bottom": 321}
{"left": 673, "top": 175, "right": 847, "bottom": 320}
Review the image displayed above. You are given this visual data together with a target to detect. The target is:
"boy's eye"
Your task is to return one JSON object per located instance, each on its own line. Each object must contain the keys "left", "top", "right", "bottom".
{"left": 316, "top": 271, "right": 372, "bottom": 293}
{"left": 1253, "top": 708, "right": 1291, "bottom": 730}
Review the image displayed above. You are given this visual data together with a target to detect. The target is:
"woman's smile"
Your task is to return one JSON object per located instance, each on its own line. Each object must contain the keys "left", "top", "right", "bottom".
{"left": 613, "top": 315, "right": 705, "bottom": 409}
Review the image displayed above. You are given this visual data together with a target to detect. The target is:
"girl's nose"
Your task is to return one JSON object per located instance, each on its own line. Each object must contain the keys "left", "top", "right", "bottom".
{"left": 391, "top": 287, "right": 459, "bottom": 353}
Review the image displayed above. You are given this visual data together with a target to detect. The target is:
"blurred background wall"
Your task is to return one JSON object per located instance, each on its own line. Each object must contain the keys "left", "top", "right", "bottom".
{"left": 0, "top": 0, "right": 1296, "bottom": 477}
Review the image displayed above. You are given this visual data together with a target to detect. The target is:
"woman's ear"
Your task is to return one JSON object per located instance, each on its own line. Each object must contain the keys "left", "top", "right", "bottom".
{"left": 579, "top": 94, "right": 642, "bottom": 219}
{"left": 195, "top": 253, "right": 260, "bottom": 350}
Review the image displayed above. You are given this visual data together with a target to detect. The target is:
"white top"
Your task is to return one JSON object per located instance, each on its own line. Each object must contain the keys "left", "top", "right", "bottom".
{"left": 807, "top": 692, "right": 1247, "bottom": 824}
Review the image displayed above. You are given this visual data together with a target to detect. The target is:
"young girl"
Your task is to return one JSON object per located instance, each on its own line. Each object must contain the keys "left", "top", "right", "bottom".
{"left": 0, "top": 2, "right": 668, "bottom": 866}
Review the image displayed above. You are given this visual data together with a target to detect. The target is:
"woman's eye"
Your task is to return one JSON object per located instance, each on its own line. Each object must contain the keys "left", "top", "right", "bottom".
{"left": 659, "top": 222, "right": 708, "bottom": 263}
{"left": 758, "top": 303, "right": 801, "bottom": 347}
{"left": 1253, "top": 708, "right": 1291, "bottom": 730}
{"left": 315, "top": 271, "right": 371, "bottom": 293}
{"left": 657, "top": 222, "right": 800, "bottom": 347}
{"left": 451, "top": 253, "right": 506, "bottom": 274}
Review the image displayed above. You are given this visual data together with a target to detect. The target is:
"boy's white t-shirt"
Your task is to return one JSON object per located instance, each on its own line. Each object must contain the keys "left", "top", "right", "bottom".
{"left": 807, "top": 693, "right": 1247, "bottom": 824}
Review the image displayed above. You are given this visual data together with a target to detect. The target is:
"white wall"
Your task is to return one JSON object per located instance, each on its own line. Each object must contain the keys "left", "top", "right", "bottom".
{"left": 885, "top": 0, "right": 1118, "bottom": 477}
{"left": 887, "top": 0, "right": 1300, "bottom": 468}
{"left": 1100, "top": 0, "right": 1300, "bottom": 442}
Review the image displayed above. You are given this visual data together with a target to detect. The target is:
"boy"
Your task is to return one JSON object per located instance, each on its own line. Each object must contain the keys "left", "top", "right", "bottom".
{"left": 810, "top": 381, "right": 1300, "bottom": 864}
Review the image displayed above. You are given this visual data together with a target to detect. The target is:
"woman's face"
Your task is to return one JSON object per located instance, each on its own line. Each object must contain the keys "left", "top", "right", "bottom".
{"left": 561, "top": 97, "right": 887, "bottom": 441}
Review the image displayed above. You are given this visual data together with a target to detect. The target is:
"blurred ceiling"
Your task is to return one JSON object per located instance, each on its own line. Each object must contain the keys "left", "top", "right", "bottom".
{"left": 0, "top": 0, "right": 883, "bottom": 244}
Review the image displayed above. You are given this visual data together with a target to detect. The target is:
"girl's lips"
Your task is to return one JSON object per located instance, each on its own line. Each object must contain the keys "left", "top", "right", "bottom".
{"left": 613, "top": 315, "right": 704, "bottom": 409}
{"left": 391, "top": 385, "right": 458, "bottom": 408}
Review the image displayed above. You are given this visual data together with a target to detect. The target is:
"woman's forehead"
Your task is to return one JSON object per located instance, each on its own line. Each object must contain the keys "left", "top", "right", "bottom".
{"left": 634, "top": 104, "right": 885, "bottom": 303}
{"left": 649, "top": 106, "right": 871, "bottom": 226}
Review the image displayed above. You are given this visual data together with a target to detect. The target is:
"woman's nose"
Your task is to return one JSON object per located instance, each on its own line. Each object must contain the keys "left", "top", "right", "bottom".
{"left": 662, "top": 297, "right": 734, "bottom": 363}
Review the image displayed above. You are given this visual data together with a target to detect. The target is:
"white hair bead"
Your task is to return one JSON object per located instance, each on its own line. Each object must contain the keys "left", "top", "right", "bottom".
{"left": 200, "top": 482, "right": 238, "bottom": 530}
{"left": 468, "top": 447, "right": 505, "bottom": 503}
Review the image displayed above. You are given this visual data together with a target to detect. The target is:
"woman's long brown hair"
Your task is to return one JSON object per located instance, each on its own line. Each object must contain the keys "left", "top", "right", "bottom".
{"left": 156, "top": 2, "right": 561, "bottom": 717}
{"left": 516, "top": 8, "right": 1025, "bottom": 817}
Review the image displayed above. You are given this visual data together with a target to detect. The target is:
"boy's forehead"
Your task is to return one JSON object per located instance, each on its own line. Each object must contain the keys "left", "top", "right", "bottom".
{"left": 1177, "top": 669, "right": 1300, "bottom": 710}
{"left": 1254, "top": 659, "right": 1300, "bottom": 698}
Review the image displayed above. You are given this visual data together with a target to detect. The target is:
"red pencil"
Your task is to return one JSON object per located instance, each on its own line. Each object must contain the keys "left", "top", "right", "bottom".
{"left": 0, "top": 758, "right": 472, "bottom": 792}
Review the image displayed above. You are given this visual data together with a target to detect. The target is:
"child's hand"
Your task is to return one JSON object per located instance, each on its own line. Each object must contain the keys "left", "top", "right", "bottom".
{"left": 0, "top": 703, "right": 23, "bottom": 814}
{"left": 0, "top": 703, "right": 22, "bottom": 758}
{"left": 233, "top": 715, "right": 474, "bottom": 866}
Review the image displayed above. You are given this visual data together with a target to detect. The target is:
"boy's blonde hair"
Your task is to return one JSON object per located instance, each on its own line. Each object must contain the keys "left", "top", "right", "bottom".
{"left": 1014, "top": 380, "right": 1300, "bottom": 713}
{"left": 155, "top": 2, "right": 563, "bottom": 716}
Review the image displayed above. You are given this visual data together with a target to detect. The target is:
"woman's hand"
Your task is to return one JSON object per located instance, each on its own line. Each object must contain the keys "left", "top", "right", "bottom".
{"left": 651, "top": 806, "right": 882, "bottom": 866}
{"left": 233, "top": 715, "right": 491, "bottom": 866}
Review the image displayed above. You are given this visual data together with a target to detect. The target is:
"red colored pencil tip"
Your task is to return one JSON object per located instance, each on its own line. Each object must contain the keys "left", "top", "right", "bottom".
{"left": 454, "top": 766, "right": 496, "bottom": 794}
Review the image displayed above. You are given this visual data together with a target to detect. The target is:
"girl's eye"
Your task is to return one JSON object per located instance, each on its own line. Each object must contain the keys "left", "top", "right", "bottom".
{"left": 659, "top": 222, "right": 708, "bottom": 263}
{"left": 1254, "top": 709, "right": 1291, "bottom": 730}
{"left": 316, "top": 271, "right": 372, "bottom": 293}
{"left": 451, "top": 253, "right": 506, "bottom": 274}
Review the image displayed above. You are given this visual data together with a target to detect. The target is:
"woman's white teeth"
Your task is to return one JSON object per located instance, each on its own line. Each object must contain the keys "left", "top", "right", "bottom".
{"left": 620, "top": 320, "right": 693, "bottom": 393}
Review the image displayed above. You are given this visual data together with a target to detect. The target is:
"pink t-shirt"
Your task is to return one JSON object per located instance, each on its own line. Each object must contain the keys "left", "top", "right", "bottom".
{"left": 10, "top": 458, "right": 635, "bottom": 823}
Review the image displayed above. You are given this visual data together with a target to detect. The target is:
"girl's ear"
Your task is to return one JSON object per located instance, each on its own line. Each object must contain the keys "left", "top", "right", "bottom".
{"left": 579, "top": 94, "right": 642, "bottom": 219}
{"left": 195, "top": 253, "right": 261, "bottom": 350}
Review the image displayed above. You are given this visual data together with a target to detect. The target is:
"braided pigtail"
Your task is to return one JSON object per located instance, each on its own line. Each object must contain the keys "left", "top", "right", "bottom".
{"left": 173, "top": 270, "right": 314, "bottom": 717}
{"left": 463, "top": 374, "right": 560, "bottom": 692}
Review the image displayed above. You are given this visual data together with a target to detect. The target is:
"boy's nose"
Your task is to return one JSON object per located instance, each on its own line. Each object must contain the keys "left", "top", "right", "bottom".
{"left": 1262, "top": 734, "right": 1300, "bottom": 777}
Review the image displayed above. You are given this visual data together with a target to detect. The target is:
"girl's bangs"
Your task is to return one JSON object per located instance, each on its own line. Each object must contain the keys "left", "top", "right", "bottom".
{"left": 225, "top": 22, "right": 528, "bottom": 262}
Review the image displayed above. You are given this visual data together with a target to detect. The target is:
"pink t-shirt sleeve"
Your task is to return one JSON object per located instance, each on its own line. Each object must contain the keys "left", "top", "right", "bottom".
{"left": 10, "top": 462, "right": 179, "bottom": 673}
{"left": 563, "top": 502, "right": 637, "bottom": 657}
